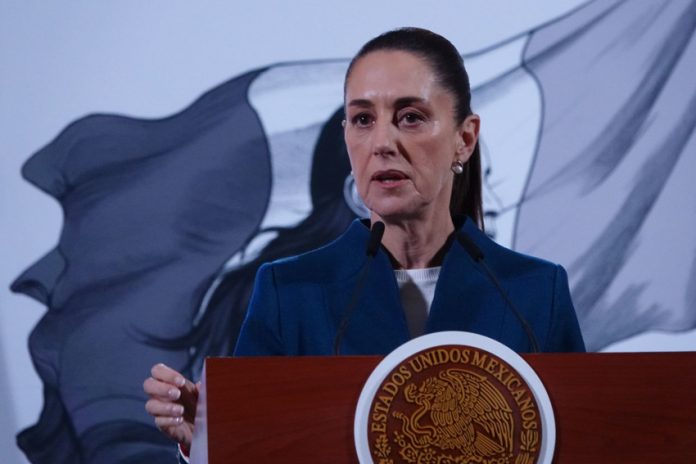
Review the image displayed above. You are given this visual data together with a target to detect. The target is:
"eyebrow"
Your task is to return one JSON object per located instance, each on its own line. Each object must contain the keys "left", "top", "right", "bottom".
{"left": 347, "top": 96, "right": 427, "bottom": 108}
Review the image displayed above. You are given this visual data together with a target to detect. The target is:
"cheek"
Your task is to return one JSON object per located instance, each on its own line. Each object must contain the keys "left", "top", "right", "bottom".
{"left": 345, "top": 144, "right": 369, "bottom": 192}
{"left": 345, "top": 137, "right": 369, "bottom": 171}
{"left": 414, "top": 137, "right": 456, "bottom": 172}
{"left": 409, "top": 139, "right": 456, "bottom": 194}
{"left": 345, "top": 146, "right": 359, "bottom": 174}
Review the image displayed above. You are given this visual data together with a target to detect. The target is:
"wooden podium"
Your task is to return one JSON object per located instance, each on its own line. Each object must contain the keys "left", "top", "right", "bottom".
{"left": 190, "top": 353, "right": 696, "bottom": 463}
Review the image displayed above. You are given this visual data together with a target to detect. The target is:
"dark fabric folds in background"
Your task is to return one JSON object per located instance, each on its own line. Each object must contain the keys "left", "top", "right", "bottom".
{"left": 12, "top": 70, "right": 273, "bottom": 463}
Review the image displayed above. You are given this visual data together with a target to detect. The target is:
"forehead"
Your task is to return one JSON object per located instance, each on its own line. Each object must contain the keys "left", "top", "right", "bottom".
{"left": 345, "top": 50, "right": 446, "bottom": 102}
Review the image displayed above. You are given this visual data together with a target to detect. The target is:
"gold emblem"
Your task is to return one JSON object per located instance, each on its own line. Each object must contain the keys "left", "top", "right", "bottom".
{"left": 367, "top": 345, "right": 542, "bottom": 464}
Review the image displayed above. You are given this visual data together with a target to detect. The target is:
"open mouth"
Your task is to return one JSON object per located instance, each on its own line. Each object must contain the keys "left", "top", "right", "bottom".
{"left": 372, "top": 170, "right": 409, "bottom": 184}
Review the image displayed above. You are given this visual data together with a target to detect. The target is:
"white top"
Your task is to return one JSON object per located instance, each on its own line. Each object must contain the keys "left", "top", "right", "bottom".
{"left": 394, "top": 267, "right": 441, "bottom": 338}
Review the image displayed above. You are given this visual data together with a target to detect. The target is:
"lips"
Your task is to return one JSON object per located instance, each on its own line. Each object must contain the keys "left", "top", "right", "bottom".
{"left": 372, "top": 170, "right": 409, "bottom": 183}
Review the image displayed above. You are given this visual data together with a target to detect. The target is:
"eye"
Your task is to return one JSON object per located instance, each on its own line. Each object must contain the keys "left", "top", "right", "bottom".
{"left": 350, "top": 113, "right": 374, "bottom": 128}
{"left": 397, "top": 111, "right": 425, "bottom": 128}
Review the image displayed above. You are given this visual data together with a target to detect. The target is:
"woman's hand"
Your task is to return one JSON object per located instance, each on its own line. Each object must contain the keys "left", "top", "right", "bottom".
{"left": 143, "top": 363, "right": 199, "bottom": 449}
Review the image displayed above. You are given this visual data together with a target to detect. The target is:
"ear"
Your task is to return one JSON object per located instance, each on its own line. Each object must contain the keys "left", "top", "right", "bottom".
{"left": 455, "top": 114, "right": 480, "bottom": 162}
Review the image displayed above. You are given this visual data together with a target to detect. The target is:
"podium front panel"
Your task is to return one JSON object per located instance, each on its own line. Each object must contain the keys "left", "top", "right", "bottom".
{"left": 197, "top": 353, "right": 696, "bottom": 463}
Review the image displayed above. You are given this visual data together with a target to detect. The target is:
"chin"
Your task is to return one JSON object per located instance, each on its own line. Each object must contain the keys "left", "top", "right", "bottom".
{"left": 367, "top": 199, "right": 423, "bottom": 222}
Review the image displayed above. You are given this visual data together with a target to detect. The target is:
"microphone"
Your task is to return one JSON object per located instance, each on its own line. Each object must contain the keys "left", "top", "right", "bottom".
{"left": 457, "top": 232, "right": 540, "bottom": 353}
{"left": 366, "top": 221, "right": 385, "bottom": 257}
{"left": 333, "top": 221, "right": 385, "bottom": 355}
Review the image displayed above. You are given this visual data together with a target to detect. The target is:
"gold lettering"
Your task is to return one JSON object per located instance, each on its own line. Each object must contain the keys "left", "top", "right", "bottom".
{"left": 518, "top": 394, "right": 534, "bottom": 412}
{"left": 523, "top": 420, "right": 538, "bottom": 430}
{"left": 521, "top": 408, "right": 537, "bottom": 421}
{"left": 461, "top": 349, "right": 470, "bottom": 363}
{"left": 511, "top": 388, "right": 525, "bottom": 402}
{"left": 472, "top": 351, "right": 487, "bottom": 368}
{"left": 391, "top": 372, "right": 406, "bottom": 386}
{"left": 373, "top": 400, "right": 389, "bottom": 415}
{"left": 435, "top": 349, "right": 449, "bottom": 364}
{"left": 398, "top": 365, "right": 412, "bottom": 380}
{"left": 377, "top": 394, "right": 393, "bottom": 410}
{"left": 370, "top": 421, "right": 386, "bottom": 432}
{"left": 408, "top": 357, "right": 423, "bottom": 373}
{"left": 383, "top": 382, "right": 398, "bottom": 396}
{"left": 485, "top": 358, "right": 499, "bottom": 374}
{"left": 419, "top": 352, "right": 435, "bottom": 370}
{"left": 493, "top": 363, "right": 510, "bottom": 382}
{"left": 449, "top": 348, "right": 461, "bottom": 363}
{"left": 507, "top": 377, "right": 521, "bottom": 391}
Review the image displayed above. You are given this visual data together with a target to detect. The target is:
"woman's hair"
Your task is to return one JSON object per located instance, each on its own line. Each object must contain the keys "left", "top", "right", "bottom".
{"left": 345, "top": 27, "right": 484, "bottom": 229}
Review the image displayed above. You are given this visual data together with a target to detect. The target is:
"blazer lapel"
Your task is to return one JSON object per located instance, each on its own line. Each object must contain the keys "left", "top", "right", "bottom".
{"left": 426, "top": 231, "right": 509, "bottom": 340}
{"left": 324, "top": 221, "right": 410, "bottom": 355}
{"left": 345, "top": 250, "right": 411, "bottom": 354}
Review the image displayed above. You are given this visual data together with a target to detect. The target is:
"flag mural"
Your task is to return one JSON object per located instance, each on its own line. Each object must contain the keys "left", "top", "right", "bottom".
{"left": 11, "top": 69, "right": 277, "bottom": 462}
{"left": 8, "top": 0, "right": 695, "bottom": 462}
{"left": 10, "top": 63, "right": 359, "bottom": 462}
{"left": 515, "top": 0, "right": 696, "bottom": 350}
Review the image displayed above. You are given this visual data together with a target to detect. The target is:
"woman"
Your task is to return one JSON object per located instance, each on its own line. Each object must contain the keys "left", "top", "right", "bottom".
{"left": 144, "top": 27, "right": 585, "bottom": 455}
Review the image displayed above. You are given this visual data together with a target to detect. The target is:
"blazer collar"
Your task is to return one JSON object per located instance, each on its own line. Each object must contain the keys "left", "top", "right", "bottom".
{"left": 426, "top": 225, "right": 508, "bottom": 340}
{"left": 334, "top": 217, "right": 508, "bottom": 352}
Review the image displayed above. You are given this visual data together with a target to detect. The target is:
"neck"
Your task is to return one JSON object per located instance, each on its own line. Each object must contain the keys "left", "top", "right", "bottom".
{"left": 373, "top": 211, "right": 455, "bottom": 270}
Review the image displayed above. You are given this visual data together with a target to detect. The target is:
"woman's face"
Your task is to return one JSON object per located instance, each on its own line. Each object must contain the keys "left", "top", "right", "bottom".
{"left": 344, "top": 50, "right": 479, "bottom": 224}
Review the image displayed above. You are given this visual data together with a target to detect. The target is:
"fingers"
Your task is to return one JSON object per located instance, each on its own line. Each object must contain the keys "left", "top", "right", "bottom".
{"left": 145, "top": 398, "right": 185, "bottom": 418}
{"left": 154, "top": 416, "right": 184, "bottom": 429}
{"left": 144, "top": 363, "right": 198, "bottom": 439}
{"left": 150, "top": 363, "right": 187, "bottom": 388}
{"left": 146, "top": 398, "right": 187, "bottom": 430}
{"left": 143, "top": 376, "right": 182, "bottom": 400}
{"left": 144, "top": 363, "right": 196, "bottom": 402}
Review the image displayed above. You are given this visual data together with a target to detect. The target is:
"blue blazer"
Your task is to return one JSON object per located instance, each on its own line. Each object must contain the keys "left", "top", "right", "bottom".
{"left": 234, "top": 219, "right": 585, "bottom": 355}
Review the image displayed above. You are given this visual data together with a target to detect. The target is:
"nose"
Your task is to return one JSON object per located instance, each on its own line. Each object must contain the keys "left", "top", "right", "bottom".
{"left": 371, "top": 118, "right": 397, "bottom": 157}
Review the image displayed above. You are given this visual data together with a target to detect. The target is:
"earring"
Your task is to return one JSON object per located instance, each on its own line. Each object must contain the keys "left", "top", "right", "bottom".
{"left": 451, "top": 160, "right": 465, "bottom": 174}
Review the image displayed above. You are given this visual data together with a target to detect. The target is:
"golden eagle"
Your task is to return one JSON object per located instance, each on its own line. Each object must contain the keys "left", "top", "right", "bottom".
{"left": 396, "top": 368, "right": 514, "bottom": 458}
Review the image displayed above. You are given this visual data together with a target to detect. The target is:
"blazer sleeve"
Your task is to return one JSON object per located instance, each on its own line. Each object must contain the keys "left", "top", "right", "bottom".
{"left": 545, "top": 265, "right": 586, "bottom": 352}
{"left": 233, "top": 263, "right": 285, "bottom": 355}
